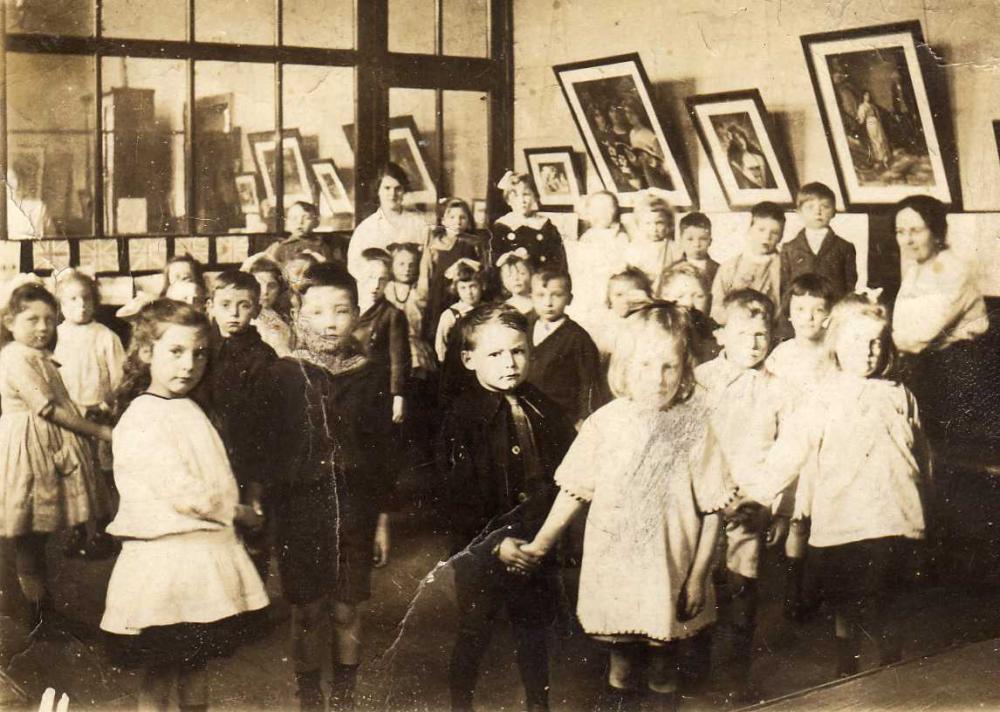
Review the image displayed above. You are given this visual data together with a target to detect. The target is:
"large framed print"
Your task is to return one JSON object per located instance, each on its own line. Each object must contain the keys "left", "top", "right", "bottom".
{"left": 343, "top": 115, "right": 437, "bottom": 208}
{"left": 686, "top": 90, "right": 796, "bottom": 209}
{"left": 553, "top": 53, "right": 695, "bottom": 209}
{"left": 802, "top": 21, "right": 959, "bottom": 209}
{"left": 523, "top": 146, "right": 584, "bottom": 211}
{"left": 248, "top": 129, "right": 314, "bottom": 209}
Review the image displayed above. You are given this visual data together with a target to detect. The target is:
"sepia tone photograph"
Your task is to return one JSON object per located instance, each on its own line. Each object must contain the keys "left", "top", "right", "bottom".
{"left": 1, "top": 2, "right": 999, "bottom": 712}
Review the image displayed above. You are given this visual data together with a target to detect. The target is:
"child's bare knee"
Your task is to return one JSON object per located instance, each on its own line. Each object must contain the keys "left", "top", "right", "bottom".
{"left": 332, "top": 601, "right": 358, "bottom": 627}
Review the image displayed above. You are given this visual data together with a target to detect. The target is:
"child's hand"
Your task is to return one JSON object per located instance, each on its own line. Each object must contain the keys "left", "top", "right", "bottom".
{"left": 97, "top": 425, "right": 113, "bottom": 443}
{"left": 678, "top": 575, "right": 707, "bottom": 621}
{"left": 766, "top": 515, "right": 790, "bottom": 548}
{"left": 496, "top": 537, "right": 537, "bottom": 573}
{"left": 234, "top": 503, "right": 265, "bottom": 530}
{"left": 518, "top": 540, "right": 548, "bottom": 562}
{"left": 392, "top": 396, "right": 406, "bottom": 424}
{"left": 373, "top": 514, "right": 390, "bottom": 568}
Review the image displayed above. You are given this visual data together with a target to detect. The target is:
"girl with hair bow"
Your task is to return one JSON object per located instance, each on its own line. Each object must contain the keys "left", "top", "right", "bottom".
{"left": 490, "top": 171, "right": 567, "bottom": 274}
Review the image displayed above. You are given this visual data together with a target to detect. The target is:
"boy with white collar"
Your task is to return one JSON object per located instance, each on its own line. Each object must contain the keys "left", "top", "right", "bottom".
{"left": 780, "top": 182, "right": 857, "bottom": 301}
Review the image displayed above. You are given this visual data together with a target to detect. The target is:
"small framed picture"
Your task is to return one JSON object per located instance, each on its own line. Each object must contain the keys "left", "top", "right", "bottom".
{"left": 553, "top": 53, "right": 695, "bottom": 209}
{"left": 686, "top": 89, "right": 797, "bottom": 209}
{"left": 248, "top": 129, "right": 314, "bottom": 209}
{"left": 523, "top": 147, "right": 584, "bottom": 211}
{"left": 801, "top": 21, "right": 959, "bottom": 208}
{"left": 310, "top": 159, "right": 353, "bottom": 215}
{"left": 234, "top": 173, "right": 261, "bottom": 215}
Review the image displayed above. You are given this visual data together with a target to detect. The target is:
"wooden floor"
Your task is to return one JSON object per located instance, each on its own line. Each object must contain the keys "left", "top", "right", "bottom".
{"left": 754, "top": 637, "right": 1000, "bottom": 711}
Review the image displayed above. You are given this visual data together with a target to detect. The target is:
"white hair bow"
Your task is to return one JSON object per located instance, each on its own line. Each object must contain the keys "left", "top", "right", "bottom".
{"left": 115, "top": 292, "right": 155, "bottom": 319}
{"left": 443, "top": 258, "right": 482, "bottom": 281}
{"left": 496, "top": 170, "right": 516, "bottom": 193}
{"left": 495, "top": 247, "right": 529, "bottom": 268}
{"left": 855, "top": 286, "right": 884, "bottom": 303}
{"left": 0, "top": 272, "right": 44, "bottom": 312}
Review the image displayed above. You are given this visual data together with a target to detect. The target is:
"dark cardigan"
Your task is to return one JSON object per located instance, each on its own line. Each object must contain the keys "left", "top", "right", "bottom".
{"left": 526, "top": 317, "right": 601, "bottom": 424}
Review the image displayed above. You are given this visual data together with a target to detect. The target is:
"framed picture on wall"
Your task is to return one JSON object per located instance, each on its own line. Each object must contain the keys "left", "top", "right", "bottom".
{"left": 234, "top": 173, "right": 260, "bottom": 215}
{"left": 310, "top": 159, "right": 354, "bottom": 215}
{"left": 248, "top": 129, "right": 314, "bottom": 209}
{"left": 552, "top": 53, "right": 695, "bottom": 209}
{"left": 801, "top": 21, "right": 960, "bottom": 209}
{"left": 342, "top": 115, "right": 437, "bottom": 208}
{"left": 686, "top": 90, "right": 797, "bottom": 209}
{"left": 523, "top": 146, "right": 584, "bottom": 211}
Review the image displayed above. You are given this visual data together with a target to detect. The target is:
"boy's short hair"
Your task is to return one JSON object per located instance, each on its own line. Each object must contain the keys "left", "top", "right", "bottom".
{"left": 360, "top": 247, "right": 392, "bottom": 267}
{"left": 532, "top": 269, "right": 572, "bottom": 294}
{"left": 722, "top": 288, "right": 775, "bottom": 324}
{"left": 459, "top": 303, "right": 529, "bottom": 351}
{"left": 288, "top": 200, "right": 319, "bottom": 218}
{"left": 298, "top": 262, "right": 359, "bottom": 307}
{"left": 678, "top": 212, "right": 712, "bottom": 234}
{"left": 796, "top": 182, "right": 837, "bottom": 207}
{"left": 786, "top": 273, "right": 836, "bottom": 306}
{"left": 750, "top": 201, "right": 786, "bottom": 227}
{"left": 212, "top": 269, "right": 261, "bottom": 301}
{"left": 607, "top": 266, "right": 652, "bottom": 306}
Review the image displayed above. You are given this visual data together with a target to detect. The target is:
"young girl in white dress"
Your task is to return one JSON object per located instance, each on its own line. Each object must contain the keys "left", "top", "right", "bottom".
{"left": 746, "top": 293, "right": 932, "bottom": 677}
{"left": 0, "top": 279, "right": 113, "bottom": 627}
{"left": 101, "top": 299, "right": 268, "bottom": 711}
{"left": 521, "top": 302, "right": 736, "bottom": 706}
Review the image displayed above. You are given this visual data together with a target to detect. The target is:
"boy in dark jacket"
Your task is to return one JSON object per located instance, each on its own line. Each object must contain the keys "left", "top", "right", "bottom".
{"left": 268, "top": 263, "right": 395, "bottom": 711}
{"left": 437, "top": 303, "right": 577, "bottom": 712}
{"left": 780, "top": 182, "right": 857, "bottom": 300}
{"left": 197, "top": 268, "right": 277, "bottom": 575}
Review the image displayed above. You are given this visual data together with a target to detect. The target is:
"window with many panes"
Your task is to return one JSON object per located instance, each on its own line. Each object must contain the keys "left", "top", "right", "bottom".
{"left": 1, "top": 0, "right": 511, "bottom": 276}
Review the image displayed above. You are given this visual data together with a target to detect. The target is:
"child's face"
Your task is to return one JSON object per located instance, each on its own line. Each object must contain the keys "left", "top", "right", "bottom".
{"left": 789, "top": 294, "right": 830, "bottom": 343}
{"left": 462, "top": 323, "right": 530, "bottom": 392}
{"left": 746, "top": 217, "right": 783, "bottom": 256}
{"left": 678, "top": 226, "right": 712, "bottom": 261}
{"left": 500, "top": 262, "right": 531, "bottom": 297}
{"left": 295, "top": 285, "right": 359, "bottom": 353}
{"left": 509, "top": 184, "right": 538, "bottom": 217}
{"left": 142, "top": 324, "right": 209, "bottom": 398}
{"left": 286, "top": 205, "right": 319, "bottom": 237}
{"left": 719, "top": 311, "right": 770, "bottom": 369}
{"left": 626, "top": 331, "right": 685, "bottom": 408}
{"left": 4, "top": 300, "right": 55, "bottom": 350}
{"left": 166, "top": 261, "right": 196, "bottom": 286}
{"left": 391, "top": 250, "right": 419, "bottom": 285}
{"left": 834, "top": 315, "right": 884, "bottom": 378}
{"left": 660, "top": 274, "right": 708, "bottom": 315}
{"left": 637, "top": 211, "right": 671, "bottom": 242}
{"left": 59, "top": 281, "right": 95, "bottom": 325}
{"left": 799, "top": 197, "right": 836, "bottom": 231}
{"left": 531, "top": 277, "right": 572, "bottom": 322}
{"left": 357, "top": 260, "right": 390, "bottom": 304}
{"left": 587, "top": 194, "right": 617, "bottom": 229}
{"left": 442, "top": 206, "right": 470, "bottom": 233}
{"left": 166, "top": 281, "right": 206, "bottom": 313}
{"left": 455, "top": 279, "right": 483, "bottom": 307}
{"left": 209, "top": 286, "right": 259, "bottom": 337}
{"left": 253, "top": 271, "right": 281, "bottom": 309}
{"left": 378, "top": 175, "right": 405, "bottom": 212}
{"left": 608, "top": 278, "right": 641, "bottom": 318}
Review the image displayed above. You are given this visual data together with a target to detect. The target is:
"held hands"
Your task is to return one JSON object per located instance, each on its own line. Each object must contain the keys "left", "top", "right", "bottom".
{"left": 233, "top": 502, "right": 265, "bottom": 530}
{"left": 392, "top": 396, "right": 406, "bottom": 424}
{"left": 677, "top": 574, "right": 707, "bottom": 621}
{"left": 765, "top": 515, "right": 791, "bottom": 548}
{"left": 373, "top": 513, "right": 391, "bottom": 568}
{"left": 497, "top": 537, "right": 544, "bottom": 575}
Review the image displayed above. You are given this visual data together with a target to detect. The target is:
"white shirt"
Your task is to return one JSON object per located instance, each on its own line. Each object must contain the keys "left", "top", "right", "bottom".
{"left": 532, "top": 317, "right": 566, "bottom": 346}
{"left": 764, "top": 338, "right": 833, "bottom": 398}
{"left": 804, "top": 228, "right": 829, "bottom": 256}
{"left": 347, "top": 208, "right": 429, "bottom": 278}
{"left": 54, "top": 321, "right": 126, "bottom": 408}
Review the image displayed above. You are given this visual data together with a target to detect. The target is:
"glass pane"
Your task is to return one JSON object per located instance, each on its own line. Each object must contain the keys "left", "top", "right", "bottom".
{"left": 284, "top": 65, "right": 357, "bottom": 231}
{"left": 388, "top": 0, "right": 436, "bottom": 54}
{"left": 388, "top": 88, "right": 440, "bottom": 217}
{"left": 443, "top": 0, "right": 489, "bottom": 57}
{"left": 197, "top": 0, "right": 274, "bottom": 45}
{"left": 194, "top": 62, "right": 275, "bottom": 234}
{"left": 284, "top": 0, "right": 354, "bottom": 48}
{"left": 6, "top": 0, "right": 92, "bottom": 35}
{"left": 6, "top": 54, "right": 95, "bottom": 239}
{"left": 102, "top": 0, "right": 186, "bottom": 40}
{"left": 102, "top": 58, "right": 187, "bottom": 235}
{"left": 442, "top": 91, "right": 489, "bottom": 206}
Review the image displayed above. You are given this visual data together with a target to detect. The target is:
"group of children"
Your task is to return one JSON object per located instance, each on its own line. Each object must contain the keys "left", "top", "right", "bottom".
{"left": 0, "top": 167, "right": 934, "bottom": 711}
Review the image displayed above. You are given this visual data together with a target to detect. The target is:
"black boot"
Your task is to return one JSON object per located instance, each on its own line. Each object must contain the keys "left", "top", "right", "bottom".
{"left": 295, "top": 670, "right": 324, "bottom": 712}
{"left": 329, "top": 663, "right": 358, "bottom": 711}
{"left": 836, "top": 637, "right": 860, "bottom": 678}
{"left": 596, "top": 684, "right": 641, "bottom": 712}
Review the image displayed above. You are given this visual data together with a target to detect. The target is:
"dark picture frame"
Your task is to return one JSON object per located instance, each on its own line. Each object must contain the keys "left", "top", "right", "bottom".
{"left": 993, "top": 120, "right": 1000, "bottom": 166}
{"left": 343, "top": 115, "right": 437, "bottom": 207}
{"left": 801, "top": 21, "right": 960, "bottom": 209}
{"left": 523, "top": 146, "right": 584, "bottom": 211}
{"left": 552, "top": 53, "right": 695, "bottom": 209}
{"left": 310, "top": 159, "right": 354, "bottom": 215}
{"left": 686, "top": 89, "right": 797, "bottom": 209}
{"left": 248, "top": 128, "right": 314, "bottom": 209}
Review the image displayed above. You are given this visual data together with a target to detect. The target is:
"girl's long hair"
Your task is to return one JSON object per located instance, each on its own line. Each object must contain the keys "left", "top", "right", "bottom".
{"left": 0, "top": 282, "right": 58, "bottom": 350}
{"left": 113, "top": 298, "right": 211, "bottom": 421}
